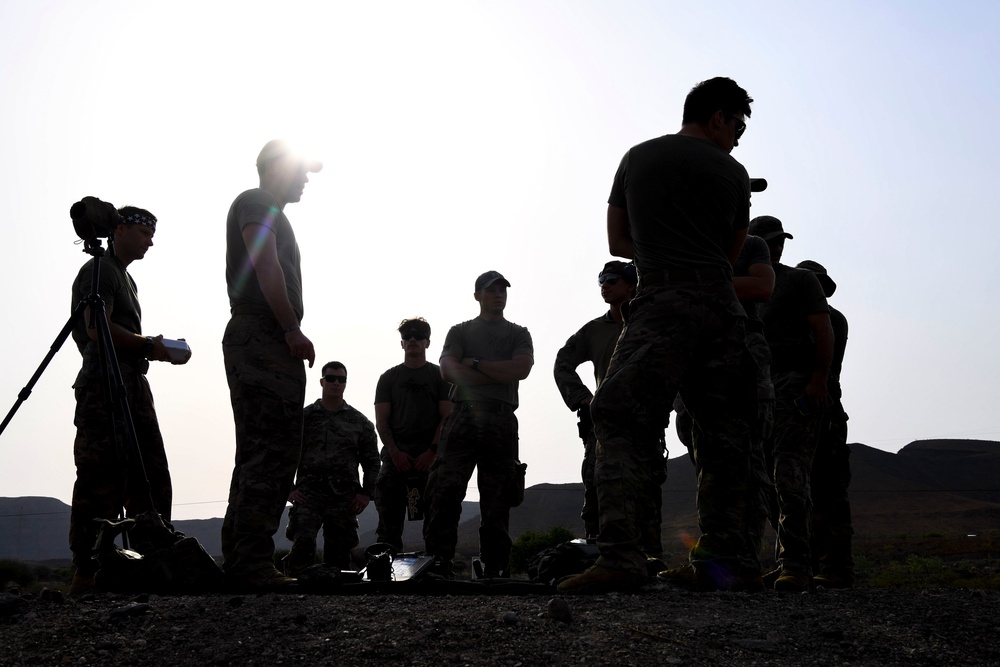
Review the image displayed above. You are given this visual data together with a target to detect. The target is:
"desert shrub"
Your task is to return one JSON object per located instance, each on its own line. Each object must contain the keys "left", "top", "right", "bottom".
{"left": 0, "top": 559, "right": 37, "bottom": 588}
{"left": 510, "top": 527, "right": 575, "bottom": 574}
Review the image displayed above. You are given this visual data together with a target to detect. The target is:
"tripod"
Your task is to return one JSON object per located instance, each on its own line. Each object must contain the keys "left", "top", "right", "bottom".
{"left": 0, "top": 238, "right": 169, "bottom": 549}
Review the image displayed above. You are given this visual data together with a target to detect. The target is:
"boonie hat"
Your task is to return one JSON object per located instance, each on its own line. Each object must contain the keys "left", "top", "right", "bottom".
{"left": 796, "top": 259, "right": 837, "bottom": 297}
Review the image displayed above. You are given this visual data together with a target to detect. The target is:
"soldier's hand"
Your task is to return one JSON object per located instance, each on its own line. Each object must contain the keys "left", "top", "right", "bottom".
{"left": 285, "top": 329, "right": 316, "bottom": 368}
{"left": 288, "top": 489, "right": 308, "bottom": 505}
{"left": 390, "top": 448, "right": 413, "bottom": 472}
{"left": 414, "top": 449, "right": 436, "bottom": 472}
{"left": 350, "top": 493, "right": 370, "bottom": 515}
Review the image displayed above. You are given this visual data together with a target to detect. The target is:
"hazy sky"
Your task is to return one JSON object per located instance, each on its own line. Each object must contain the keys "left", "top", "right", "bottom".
{"left": 1, "top": 1, "right": 998, "bottom": 521}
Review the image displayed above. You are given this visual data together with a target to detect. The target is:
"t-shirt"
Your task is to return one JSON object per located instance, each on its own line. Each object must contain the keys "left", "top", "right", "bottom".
{"left": 70, "top": 254, "right": 144, "bottom": 368}
{"left": 608, "top": 134, "right": 750, "bottom": 275}
{"left": 373, "top": 362, "right": 450, "bottom": 446}
{"left": 225, "top": 188, "right": 303, "bottom": 320}
{"left": 829, "top": 305, "right": 848, "bottom": 401}
{"left": 760, "top": 263, "right": 830, "bottom": 373}
{"left": 440, "top": 318, "right": 533, "bottom": 408}
{"left": 734, "top": 234, "right": 771, "bottom": 328}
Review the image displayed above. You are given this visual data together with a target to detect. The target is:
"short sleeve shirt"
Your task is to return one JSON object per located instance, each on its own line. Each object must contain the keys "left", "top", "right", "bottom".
{"left": 440, "top": 318, "right": 533, "bottom": 407}
{"left": 225, "top": 188, "right": 303, "bottom": 320}
{"left": 71, "top": 254, "right": 144, "bottom": 368}
{"left": 760, "top": 263, "right": 830, "bottom": 373}
{"left": 373, "top": 362, "right": 450, "bottom": 445}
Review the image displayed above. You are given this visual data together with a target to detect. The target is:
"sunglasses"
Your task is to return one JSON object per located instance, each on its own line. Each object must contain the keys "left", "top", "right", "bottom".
{"left": 598, "top": 274, "right": 621, "bottom": 286}
{"left": 323, "top": 375, "right": 347, "bottom": 383}
{"left": 402, "top": 332, "right": 428, "bottom": 341}
{"left": 732, "top": 116, "right": 746, "bottom": 140}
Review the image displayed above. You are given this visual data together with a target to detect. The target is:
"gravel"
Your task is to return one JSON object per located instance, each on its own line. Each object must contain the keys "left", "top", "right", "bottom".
{"left": 2, "top": 584, "right": 998, "bottom": 666}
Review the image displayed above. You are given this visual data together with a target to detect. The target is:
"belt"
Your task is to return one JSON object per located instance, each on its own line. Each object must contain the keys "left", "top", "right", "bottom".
{"left": 231, "top": 303, "right": 280, "bottom": 318}
{"left": 640, "top": 267, "right": 730, "bottom": 285}
{"left": 458, "top": 400, "right": 513, "bottom": 414}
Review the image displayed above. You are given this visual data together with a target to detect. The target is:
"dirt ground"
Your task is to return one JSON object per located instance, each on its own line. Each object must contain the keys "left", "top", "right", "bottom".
{"left": 2, "top": 583, "right": 998, "bottom": 666}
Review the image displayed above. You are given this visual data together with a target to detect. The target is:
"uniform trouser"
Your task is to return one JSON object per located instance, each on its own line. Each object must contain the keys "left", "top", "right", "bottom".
{"left": 70, "top": 367, "right": 171, "bottom": 575}
{"left": 375, "top": 450, "right": 430, "bottom": 552}
{"left": 590, "top": 282, "right": 755, "bottom": 577}
{"left": 423, "top": 403, "right": 518, "bottom": 572}
{"left": 767, "top": 371, "right": 824, "bottom": 573}
{"left": 810, "top": 404, "right": 853, "bottom": 576}
{"left": 221, "top": 313, "right": 306, "bottom": 577}
{"left": 583, "top": 429, "right": 666, "bottom": 556}
{"left": 284, "top": 500, "right": 358, "bottom": 574}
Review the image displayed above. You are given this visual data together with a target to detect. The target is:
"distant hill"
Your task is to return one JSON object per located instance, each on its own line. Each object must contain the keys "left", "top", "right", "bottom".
{"left": 2, "top": 439, "right": 998, "bottom": 562}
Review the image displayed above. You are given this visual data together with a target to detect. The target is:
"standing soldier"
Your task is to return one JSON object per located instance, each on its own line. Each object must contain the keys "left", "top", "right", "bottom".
{"left": 423, "top": 271, "right": 534, "bottom": 578}
{"left": 373, "top": 318, "right": 452, "bottom": 552}
{"left": 68, "top": 205, "right": 191, "bottom": 594}
{"left": 284, "top": 362, "right": 380, "bottom": 575}
{"left": 559, "top": 77, "right": 758, "bottom": 595}
{"left": 553, "top": 261, "right": 666, "bottom": 562}
{"left": 796, "top": 259, "right": 854, "bottom": 588}
{"left": 221, "top": 140, "right": 319, "bottom": 590}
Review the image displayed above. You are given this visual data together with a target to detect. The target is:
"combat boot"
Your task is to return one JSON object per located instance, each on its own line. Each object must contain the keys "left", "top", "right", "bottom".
{"left": 773, "top": 568, "right": 811, "bottom": 592}
{"left": 225, "top": 566, "right": 298, "bottom": 593}
{"left": 556, "top": 564, "right": 646, "bottom": 595}
{"left": 69, "top": 571, "right": 97, "bottom": 595}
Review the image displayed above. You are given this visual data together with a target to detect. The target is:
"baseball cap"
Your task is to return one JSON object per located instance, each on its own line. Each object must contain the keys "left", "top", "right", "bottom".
{"left": 475, "top": 270, "right": 511, "bottom": 292}
{"left": 599, "top": 261, "right": 638, "bottom": 285}
{"left": 748, "top": 215, "right": 793, "bottom": 242}
{"left": 795, "top": 259, "right": 837, "bottom": 297}
{"left": 256, "top": 140, "right": 323, "bottom": 173}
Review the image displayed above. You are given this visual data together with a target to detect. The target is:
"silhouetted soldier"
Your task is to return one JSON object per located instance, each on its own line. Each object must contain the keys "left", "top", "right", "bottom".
{"left": 423, "top": 271, "right": 533, "bottom": 578}
{"left": 752, "top": 215, "right": 835, "bottom": 592}
{"left": 373, "top": 318, "right": 452, "bottom": 552}
{"left": 559, "top": 77, "right": 758, "bottom": 594}
{"left": 796, "top": 259, "right": 854, "bottom": 588}
{"left": 284, "top": 362, "right": 379, "bottom": 575}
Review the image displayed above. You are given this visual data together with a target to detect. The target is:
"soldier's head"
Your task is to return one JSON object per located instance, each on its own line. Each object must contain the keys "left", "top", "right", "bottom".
{"left": 749, "top": 215, "right": 793, "bottom": 265}
{"left": 682, "top": 77, "right": 753, "bottom": 153}
{"left": 111, "top": 206, "right": 157, "bottom": 265}
{"left": 474, "top": 270, "right": 510, "bottom": 318}
{"left": 598, "top": 261, "right": 637, "bottom": 306}
{"left": 796, "top": 260, "right": 837, "bottom": 298}
{"left": 320, "top": 361, "right": 347, "bottom": 399}
{"left": 256, "top": 140, "right": 322, "bottom": 207}
{"left": 398, "top": 318, "right": 431, "bottom": 357}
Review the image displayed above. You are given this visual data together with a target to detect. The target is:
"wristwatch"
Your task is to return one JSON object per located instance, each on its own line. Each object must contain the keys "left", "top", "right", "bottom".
{"left": 141, "top": 336, "right": 155, "bottom": 358}
{"left": 472, "top": 357, "right": 481, "bottom": 371}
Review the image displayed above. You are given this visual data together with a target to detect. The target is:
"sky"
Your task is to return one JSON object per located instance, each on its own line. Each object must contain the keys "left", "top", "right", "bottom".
{"left": 1, "top": 0, "right": 998, "bottom": 522}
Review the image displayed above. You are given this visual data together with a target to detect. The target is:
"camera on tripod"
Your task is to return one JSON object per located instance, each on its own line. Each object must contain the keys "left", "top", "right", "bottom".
{"left": 70, "top": 196, "right": 121, "bottom": 247}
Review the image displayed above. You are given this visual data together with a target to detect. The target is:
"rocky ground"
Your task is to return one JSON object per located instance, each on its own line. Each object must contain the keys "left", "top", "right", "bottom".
{"left": 1, "top": 582, "right": 998, "bottom": 666}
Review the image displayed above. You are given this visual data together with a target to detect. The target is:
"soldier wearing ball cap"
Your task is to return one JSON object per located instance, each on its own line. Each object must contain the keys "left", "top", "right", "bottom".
{"left": 221, "top": 139, "right": 322, "bottom": 591}
{"left": 423, "top": 271, "right": 534, "bottom": 578}
{"left": 751, "top": 215, "right": 835, "bottom": 592}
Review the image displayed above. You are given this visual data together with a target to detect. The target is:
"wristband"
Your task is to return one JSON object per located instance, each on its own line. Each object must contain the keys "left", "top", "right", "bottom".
{"left": 472, "top": 357, "right": 481, "bottom": 371}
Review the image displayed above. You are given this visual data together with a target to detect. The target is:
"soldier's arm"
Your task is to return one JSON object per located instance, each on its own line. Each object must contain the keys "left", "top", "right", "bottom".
{"left": 441, "top": 355, "right": 494, "bottom": 386}
{"left": 242, "top": 223, "right": 314, "bottom": 367}
{"left": 607, "top": 205, "right": 634, "bottom": 259}
{"left": 465, "top": 354, "right": 533, "bottom": 384}
{"left": 733, "top": 262, "right": 775, "bottom": 302}
{"left": 805, "top": 311, "right": 834, "bottom": 411}
{"left": 553, "top": 327, "right": 594, "bottom": 410}
{"left": 375, "top": 402, "right": 413, "bottom": 472}
{"left": 728, "top": 227, "right": 748, "bottom": 268}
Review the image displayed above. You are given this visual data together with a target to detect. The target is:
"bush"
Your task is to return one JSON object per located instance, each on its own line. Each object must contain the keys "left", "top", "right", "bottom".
{"left": 510, "top": 527, "right": 575, "bottom": 574}
{"left": 0, "top": 559, "right": 37, "bottom": 588}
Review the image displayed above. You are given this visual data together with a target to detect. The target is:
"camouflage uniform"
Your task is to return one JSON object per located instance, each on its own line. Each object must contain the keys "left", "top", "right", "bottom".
{"left": 222, "top": 188, "right": 307, "bottom": 578}
{"left": 284, "top": 400, "right": 379, "bottom": 574}
{"left": 423, "top": 317, "right": 533, "bottom": 575}
{"left": 759, "top": 263, "right": 831, "bottom": 574}
{"left": 554, "top": 311, "right": 667, "bottom": 554}
{"left": 591, "top": 279, "right": 755, "bottom": 578}
{"left": 69, "top": 254, "right": 171, "bottom": 576}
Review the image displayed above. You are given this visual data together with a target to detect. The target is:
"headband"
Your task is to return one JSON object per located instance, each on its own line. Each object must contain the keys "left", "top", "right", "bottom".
{"left": 123, "top": 212, "right": 156, "bottom": 231}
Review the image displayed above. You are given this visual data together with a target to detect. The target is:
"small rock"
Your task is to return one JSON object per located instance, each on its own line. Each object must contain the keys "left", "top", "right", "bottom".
{"left": 108, "top": 602, "right": 150, "bottom": 618}
{"left": 502, "top": 611, "right": 519, "bottom": 625}
{"left": 820, "top": 629, "right": 845, "bottom": 641}
{"left": 546, "top": 598, "right": 573, "bottom": 623}
{"left": 0, "top": 593, "right": 28, "bottom": 618}
{"left": 227, "top": 596, "right": 244, "bottom": 607}
{"left": 481, "top": 607, "right": 496, "bottom": 620}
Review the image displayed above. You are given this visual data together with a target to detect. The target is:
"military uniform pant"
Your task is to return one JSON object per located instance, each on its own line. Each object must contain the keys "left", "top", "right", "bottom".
{"left": 810, "top": 404, "right": 853, "bottom": 577}
{"left": 221, "top": 313, "right": 305, "bottom": 577}
{"left": 69, "top": 367, "right": 171, "bottom": 575}
{"left": 375, "top": 454, "right": 429, "bottom": 552}
{"left": 284, "top": 501, "right": 358, "bottom": 574}
{"left": 767, "top": 371, "right": 824, "bottom": 573}
{"left": 591, "top": 282, "right": 754, "bottom": 577}
{"left": 580, "top": 431, "right": 599, "bottom": 537}
{"left": 423, "top": 403, "right": 518, "bottom": 573}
